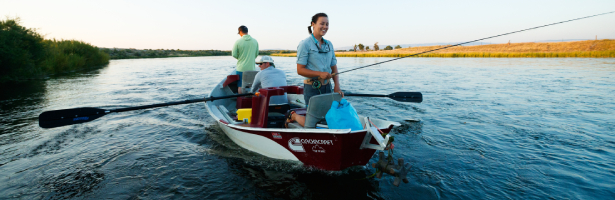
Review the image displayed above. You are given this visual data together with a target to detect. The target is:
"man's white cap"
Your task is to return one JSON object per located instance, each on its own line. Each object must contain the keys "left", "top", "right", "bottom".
{"left": 255, "top": 56, "right": 274, "bottom": 64}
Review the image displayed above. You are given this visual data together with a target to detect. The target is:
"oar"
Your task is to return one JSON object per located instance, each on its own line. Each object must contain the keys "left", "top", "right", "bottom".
{"left": 39, "top": 93, "right": 253, "bottom": 129}
{"left": 345, "top": 92, "right": 422, "bottom": 103}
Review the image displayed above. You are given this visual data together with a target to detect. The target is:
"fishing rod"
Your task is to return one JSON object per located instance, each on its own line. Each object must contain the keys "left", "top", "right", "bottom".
{"left": 317, "top": 11, "right": 614, "bottom": 78}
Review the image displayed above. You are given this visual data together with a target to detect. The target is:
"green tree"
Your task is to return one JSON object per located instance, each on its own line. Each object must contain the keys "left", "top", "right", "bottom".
{"left": 366, "top": 46, "right": 370, "bottom": 51}
{"left": 395, "top": 45, "right": 402, "bottom": 49}
{"left": 373, "top": 42, "right": 379, "bottom": 51}
{"left": 384, "top": 45, "right": 393, "bottom": 50}
{"left": 0, "top": 18, "right": 46, "bottom": 78}
{"left": 358, "top": 43, "right": 365, "bottom": 51}
{"left": 1, "top": 18, "right": 109, "bottom": 81}
{"left": 353, "top": 44, "right": 357, "bottom": 52}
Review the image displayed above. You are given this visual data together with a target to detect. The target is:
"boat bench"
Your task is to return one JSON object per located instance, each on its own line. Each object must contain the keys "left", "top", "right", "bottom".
{"left": 249, "top": 86, "right": 303, "bottom": 128}
{"left": 286, "top": 93, "right": 342, "bottom": 129}
{"left": 221, "top": 71, "right": 259, "bottom": 94}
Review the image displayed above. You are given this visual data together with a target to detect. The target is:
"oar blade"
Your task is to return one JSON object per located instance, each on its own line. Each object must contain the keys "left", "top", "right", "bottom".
{"left": 39, "top": 107, "right": 108, "bottom": 128}
{"left": 389, "top": 92, "right": 423, "bottom": 103}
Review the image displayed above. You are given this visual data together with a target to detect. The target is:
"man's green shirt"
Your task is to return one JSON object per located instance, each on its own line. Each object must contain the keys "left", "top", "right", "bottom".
{"left": 232, "top": 35, "right": 259, "bottom": 72}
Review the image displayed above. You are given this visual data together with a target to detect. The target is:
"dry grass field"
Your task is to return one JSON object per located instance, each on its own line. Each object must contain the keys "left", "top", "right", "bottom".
{"left": 271, "top": 39, "right": 615, "bottom": 58}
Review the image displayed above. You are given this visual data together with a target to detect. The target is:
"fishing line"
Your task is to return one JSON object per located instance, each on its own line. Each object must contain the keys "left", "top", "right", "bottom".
{"left": 333, "top": 11, "right": 615, "bottom": 76}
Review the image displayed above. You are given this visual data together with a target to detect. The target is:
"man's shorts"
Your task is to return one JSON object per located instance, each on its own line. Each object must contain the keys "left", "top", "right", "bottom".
{"left": 236, "top": 71, "right": 243, "bottom": 88}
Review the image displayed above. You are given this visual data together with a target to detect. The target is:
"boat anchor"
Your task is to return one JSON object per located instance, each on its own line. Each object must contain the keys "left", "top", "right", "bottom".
{"left": 371, "top": 151, "right": 411, "bottom": 186}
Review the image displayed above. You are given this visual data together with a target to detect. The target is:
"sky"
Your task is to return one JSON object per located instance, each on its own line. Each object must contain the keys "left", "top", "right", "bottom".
{"left": 2, "top": 0, "right": 614, "bottom": 50}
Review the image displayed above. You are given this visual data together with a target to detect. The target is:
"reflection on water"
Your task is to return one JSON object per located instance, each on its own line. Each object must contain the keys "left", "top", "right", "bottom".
{"left": 1, "top": 56, "right": 614, "bottom": 199}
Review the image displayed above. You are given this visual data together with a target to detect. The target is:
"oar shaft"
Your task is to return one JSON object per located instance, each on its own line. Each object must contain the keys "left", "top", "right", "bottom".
{"left": 38, "top": 93, "right": 254, "bottom": 129}
{"left": 345, "top": 94, "right": 387, "bottom": 97}
{"left": 111, "top": 98, "right": 203, "bottom": 113}
{"left": 111, "top": 93, "right": 253, "bottom": 113}
{"left": 345, "top": 92, "right": 422, "bottom": 103}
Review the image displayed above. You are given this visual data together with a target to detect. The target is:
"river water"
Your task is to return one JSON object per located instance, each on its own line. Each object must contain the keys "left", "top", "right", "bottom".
{"left": 1, "top": 56, "right": 614, "bottom": 199}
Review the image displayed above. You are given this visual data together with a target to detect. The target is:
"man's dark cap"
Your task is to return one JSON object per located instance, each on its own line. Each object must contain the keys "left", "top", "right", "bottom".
{"left": 238, "top": 25, "right": 248, "bottom": 34}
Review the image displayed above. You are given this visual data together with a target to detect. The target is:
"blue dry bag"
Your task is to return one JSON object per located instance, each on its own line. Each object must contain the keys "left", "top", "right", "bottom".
{"left": 325, "top": 99, "right": 364, "bottom": 131}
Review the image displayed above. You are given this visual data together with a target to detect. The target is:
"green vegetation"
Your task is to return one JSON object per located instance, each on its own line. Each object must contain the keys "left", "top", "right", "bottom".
{"left": 102, "top": 48, "right": 288, "bottom": 59}
{"left": 1, "top": 18, "right": 109, "bottom": 82}
{"left": 373, "top": 42, "right": 379, "bottom": 51}
{"left": 263, "top": 50, "right": 295, "bottom": 55}
{"left": 395, "top": 45, "right": 402, "bottom": 49}
{"left": 384, "top": 45, "right": 393, "bottom": 50}
{"left": 102, "top": 48, "right": 231, "bottom": 59}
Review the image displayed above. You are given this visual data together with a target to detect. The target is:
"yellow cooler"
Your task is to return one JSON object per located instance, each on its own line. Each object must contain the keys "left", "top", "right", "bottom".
{"left": 236, "top": 108, "right": 252, "bottom": 123}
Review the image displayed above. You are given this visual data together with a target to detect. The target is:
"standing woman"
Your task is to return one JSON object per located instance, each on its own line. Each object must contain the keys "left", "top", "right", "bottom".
{"left": 296, "top": 13, "right": 344, "bottom": 106}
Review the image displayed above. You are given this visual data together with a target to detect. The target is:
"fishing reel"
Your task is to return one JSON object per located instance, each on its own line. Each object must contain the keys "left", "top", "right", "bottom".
{"left": 311, "top": 73, "right": 336, "bottom": 90}
{"left": 311, "top": 80, "right": 322, "bottom": 89}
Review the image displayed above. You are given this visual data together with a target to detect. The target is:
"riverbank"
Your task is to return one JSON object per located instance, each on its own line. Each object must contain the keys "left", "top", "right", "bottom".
{"left": 0, "top": 18, "right": 109, "bottom": 83}
{"left": 271, "top": 39, "right": 615, "bottom": 58}
{"left": 102, "top": 48, "right": 230, "bottom": 59}
{"left": 103, "top": 48, "right": 295, "bottom": 60}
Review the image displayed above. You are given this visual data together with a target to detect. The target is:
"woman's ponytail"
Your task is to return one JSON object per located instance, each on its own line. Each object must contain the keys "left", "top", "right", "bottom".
{"left": 308, "top": 13, "right": 328, "bottom": 34}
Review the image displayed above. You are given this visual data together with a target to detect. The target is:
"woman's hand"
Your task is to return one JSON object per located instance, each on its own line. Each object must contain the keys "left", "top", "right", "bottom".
{"left": 319, "top": 72, "right": 332, "bottom": 80}
{"left": 334, "top": 84, "right": 344, "bottom": 97}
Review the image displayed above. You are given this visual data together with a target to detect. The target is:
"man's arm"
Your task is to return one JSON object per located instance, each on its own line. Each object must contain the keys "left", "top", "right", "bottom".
{"left": 254, "top": 41, "right": 259, "bottom": 58}
{"left": 250, "top": 72, "right": 262, "bottom": 93}
{"left": 232, "top": 41, "right": 239, "bottom": 59}
{"left": 297, "top": 64, "right": 331, "bottom": 79}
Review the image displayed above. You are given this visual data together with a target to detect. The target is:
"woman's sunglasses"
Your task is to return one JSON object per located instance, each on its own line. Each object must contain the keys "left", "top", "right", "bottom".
{"left": 315, "top": 42, "right": 330, "bottom": 53}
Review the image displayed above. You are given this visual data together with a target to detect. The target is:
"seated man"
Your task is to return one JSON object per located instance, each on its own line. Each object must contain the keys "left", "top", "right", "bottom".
{"left": 251, "top": 56, "right": 288, "bottom": 105}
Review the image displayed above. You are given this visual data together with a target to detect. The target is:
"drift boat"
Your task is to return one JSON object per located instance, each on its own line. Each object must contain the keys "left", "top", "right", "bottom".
{"left": 205, "top": 72, "right": 401, "bottom": 171}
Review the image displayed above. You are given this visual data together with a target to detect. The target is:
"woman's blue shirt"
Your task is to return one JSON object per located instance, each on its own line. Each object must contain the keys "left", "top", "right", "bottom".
{"left": 296, "top": 35, "right": 337, "bottom": 74}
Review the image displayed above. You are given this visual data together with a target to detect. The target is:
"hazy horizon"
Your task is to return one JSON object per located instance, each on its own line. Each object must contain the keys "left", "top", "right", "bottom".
{"left": 2, "top": 0, "right": 614, "bottom": 50}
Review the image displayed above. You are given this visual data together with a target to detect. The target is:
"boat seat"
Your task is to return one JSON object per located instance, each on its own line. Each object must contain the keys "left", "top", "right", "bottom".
{"left": 269, "top": 103, "right": 290, "bottom": 115}
{"left": 241, "top": 70, "right": 259, "bottom": 92}
{"left": 218, "top": 105, "right": 240, "bottom": 124}
{"left": 304, "top": 93, "right": 342, "bottom": 128}
{"left": 287, "top": 122, "right": 303, "bottom": 129}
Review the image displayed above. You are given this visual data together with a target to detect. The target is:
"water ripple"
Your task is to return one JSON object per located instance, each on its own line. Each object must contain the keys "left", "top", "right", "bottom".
{"left": 1, "top": 57, "right": 614, "bottom": 199}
